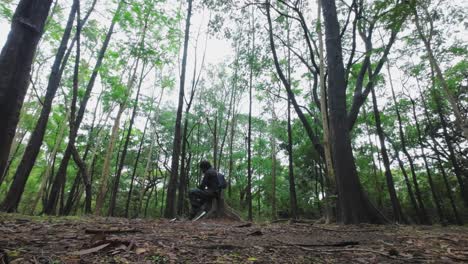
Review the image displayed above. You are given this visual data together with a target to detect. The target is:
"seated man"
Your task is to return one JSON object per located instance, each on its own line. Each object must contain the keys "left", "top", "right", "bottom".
{"left": 189, "top": 160, "right": 220, "bottom": 219}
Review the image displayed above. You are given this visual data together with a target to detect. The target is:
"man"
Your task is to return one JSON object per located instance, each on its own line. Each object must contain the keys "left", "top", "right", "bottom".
{"left": 189, "top": 160, "right": 220, "bottom": 219}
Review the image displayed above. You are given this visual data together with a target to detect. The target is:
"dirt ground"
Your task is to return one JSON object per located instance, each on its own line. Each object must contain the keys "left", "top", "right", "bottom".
{"left": 1, "top": 214, "right": 467, "bottom": 263}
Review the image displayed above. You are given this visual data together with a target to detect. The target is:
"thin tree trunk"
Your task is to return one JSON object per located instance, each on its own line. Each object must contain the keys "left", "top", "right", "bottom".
{"left": 285, "top": 20, "right": 297, "bottom": 219}
{"left": 433, "top": 92, "right": 468, "bottom": 208}
{"left": 246, "top": 6, "right": 255, "bottom": 221}
{"left": 287, "top": 98, "right": 298, "bottom": 219}
{"left": 387, "top": 64, "right": 429, "bottom": 224}
{"left": 362, "top": 107, "right": 384, "bottom": 210}
{"left": 391, "top": 143, "right": 421, "bottom": 223}
{"left": 409, "top": 96, "right": 446, "bottom": 225}
{"left": 370, "top": 86, "right": 405, "bottom": 223}
{"left": 44, "top": 1, "right": 123, "bottom": 215}
{"left": 29, "top": 111, "right": 69, "bottom": 215}
{"left": 95, "top": 104, "right": 125, "bottom": 216}
{"left": 108, "top": 64, "right": 145, "bottom": 217}
{"left": 270, "top": 101, "right": 277, "bottom": 220}
{"left": 0, "top": 0, "right": 53, "bottom": 178}
{"left": 434, "top": 146, "right": 462, "bottom": 225}
{"left": 317, "top": 0, "right": 336, "bottom": 224}
{"left": 165, "top": 0, "right": 192, "bottom": 218}
{"left": 125, "top": 110, "right": 150, "bottom": 217}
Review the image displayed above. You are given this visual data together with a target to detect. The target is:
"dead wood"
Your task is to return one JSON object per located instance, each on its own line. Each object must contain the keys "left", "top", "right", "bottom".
{"left": 188, "top": 244, "right": 245, "bottom": 250}
{"left": 235, "top": 222, "right": 252, "bottom": 228}
{"left": 84, "top": 228, "right": 141, "bottom": 234}
{"left": 276, "top": 238, "right": 359, "bottom": 247}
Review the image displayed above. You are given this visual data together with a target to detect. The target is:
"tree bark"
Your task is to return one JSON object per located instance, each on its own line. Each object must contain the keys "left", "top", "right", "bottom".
{"left": 320, "top": 0, "right": 385, "bottom": 224}
{"left": 1, "top": 0, "right": 78, "bottom": 212}
{"left": 0, "top": 0, "right": 53, "bottom": 178}
{"left": 164, "top": 0, "right": 192, "bottom": 218}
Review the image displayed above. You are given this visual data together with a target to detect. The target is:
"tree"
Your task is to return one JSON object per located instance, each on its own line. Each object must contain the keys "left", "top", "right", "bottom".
{"left": 44, "top": 0, "right": 124, "bottom": 215}
{"left": 0, "top": 0, "right": 78, "bottom": 212}
{"left": 0, "top": 0, "right": 53, "bottom": 179}
{"left": 320, "top": 0, "right": 386, "bottom": 224}
{"left": 164, "top": 0, "right": 193, "bottom": 218}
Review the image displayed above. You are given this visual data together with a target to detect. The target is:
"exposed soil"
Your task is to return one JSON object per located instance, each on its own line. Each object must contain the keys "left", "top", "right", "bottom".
{"left": 1, "top": 213, "right": 467, "bottom": 263}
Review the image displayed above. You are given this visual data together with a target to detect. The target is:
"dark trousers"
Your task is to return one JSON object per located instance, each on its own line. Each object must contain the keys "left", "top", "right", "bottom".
{"left": 189, "top": 188, "right": 217, "bottom": 215}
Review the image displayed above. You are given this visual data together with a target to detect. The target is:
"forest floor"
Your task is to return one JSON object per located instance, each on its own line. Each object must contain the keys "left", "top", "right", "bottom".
{"left": 1, "top": 214, "right": 468, "bottom": 263}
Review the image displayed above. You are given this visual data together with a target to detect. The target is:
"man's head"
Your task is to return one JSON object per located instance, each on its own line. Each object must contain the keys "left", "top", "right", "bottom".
{"left": 199, "top": 160, "right": 212, "bottom": 173}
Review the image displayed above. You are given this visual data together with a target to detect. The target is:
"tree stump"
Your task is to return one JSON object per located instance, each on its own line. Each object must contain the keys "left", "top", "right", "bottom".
{"left": 200, "top": 191, "right": 242, "bottom": 221}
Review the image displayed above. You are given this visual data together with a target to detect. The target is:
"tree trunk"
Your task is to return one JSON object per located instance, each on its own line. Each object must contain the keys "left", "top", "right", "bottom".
{"left": 29, "top": 111, "right": 68, "bottom": 215}
{"left": 317, "top": 0, "right": 336, "bottom": 224}
{"left": 433, "top": 92, "right": 468, "bottom": 208}
{"left": 409, "top": 96, "right": 446, "bottom": 225}
{"left": 246, "top": 6, "right": 255, "bottom": 221}
{"left": 269, "top": 101, "right": 277, "bottom": 220}
{"left": 287, "top": 98, "right": 298, "bottom": 219}
{"left": 177, "top": 117, "right": 190, "bottom": 216}
{"left": 0, "top": 0, "right": 53, "bottom": 178}
{"left": 164, "top": 0, "right": 192, "bottom": 218}
{"left": 434, "top": 145, "right": 462, "bottom": 225}
{"left": 125, "top": 110, "right": 149, "bottom": 217}
{"left": 0, "top": 0, "right": 77, "bottom": 212}
{"left": 362, "top": 107, "right": 384, "bottom": 210}
{"left": 44, "top": 1, "right": 123, "bottom": 215}
{"left": 320, "top": 0, "right": 385, "bottom": 224}
{"left": 387, "top": 65, "right": 429, "bottom": 224}
{"left": 95, "top": 104, "right": 125, "bottom": 216}
{"left": 108, "top": 63, "right": 145, "bottom": 217}
{"left": 370, "top": 86, "right": 405, "bottom": 223}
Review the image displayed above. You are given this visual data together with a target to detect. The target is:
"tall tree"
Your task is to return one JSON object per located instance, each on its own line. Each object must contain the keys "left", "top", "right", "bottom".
{"left": 370, "top": 85, "right": 405, "bottom": 223}
{"left": 387, "top": 64, "right": 429, "bottom": 224}
{"left": 164, "top": 0, "right": 192, "bottom": 218}
{"left": 320, "top": 0, "right": 385, "bottom": 224}
{"left": 317, "top": 0, "right": 336, "bottom": 223}
{"left": 0, "top": 0, "right": 53, "bottom": 179}
{"left": 44, "top": 0, "right": 124, "bottom": 215}
{"left": 1, "top": 0, "right": 79, "bottom": 213}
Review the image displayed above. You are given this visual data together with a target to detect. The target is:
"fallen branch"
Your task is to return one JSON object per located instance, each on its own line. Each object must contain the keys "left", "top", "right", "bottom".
{"left": 85, "top": 228, "right": 141, "bottom": 234}
{"left": 235, "top": 222, "right": 252, "bottom": 228}
{"left": 309, "top": 225, "right": 383, "bottom": 233}
{"left": 188, "top": 244, "right": 245, "bottom": 250}
{"left": 276, "top": 239, "right": 359, "bottom": 247}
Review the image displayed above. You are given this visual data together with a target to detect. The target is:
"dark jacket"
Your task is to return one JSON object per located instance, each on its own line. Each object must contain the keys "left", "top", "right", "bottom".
{"left": 199, "top": 167, "right": 219, "bottom": 192}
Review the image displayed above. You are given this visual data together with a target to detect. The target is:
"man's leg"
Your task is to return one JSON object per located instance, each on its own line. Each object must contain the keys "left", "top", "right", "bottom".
{"left": 189, "top": 189, "right": 204, "bottom": 218}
